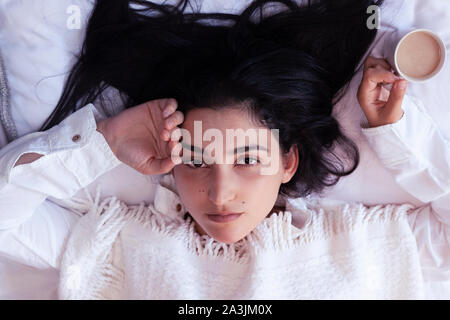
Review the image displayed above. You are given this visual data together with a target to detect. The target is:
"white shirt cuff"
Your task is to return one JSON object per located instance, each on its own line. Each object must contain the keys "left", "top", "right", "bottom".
{"left": 6, "top": 103, "right": 122, "bottom": 198}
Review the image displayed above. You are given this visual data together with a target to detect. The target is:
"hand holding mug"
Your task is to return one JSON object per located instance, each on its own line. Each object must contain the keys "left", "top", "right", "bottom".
{"left": 357, "top": 56, "right": 408, "bottom": 128}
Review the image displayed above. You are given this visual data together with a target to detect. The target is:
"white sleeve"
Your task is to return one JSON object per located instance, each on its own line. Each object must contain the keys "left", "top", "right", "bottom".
{"left": 362, "top": 94, "right": 450, "bottom": 226}
{"left": 362, "top": 95, "right": 450, "bottom": 297}
{"left": 0, "top": 103, "right": 122, "bottom": 230}
{"left": 0, "top": 200, "right": 82, "bottom": 270}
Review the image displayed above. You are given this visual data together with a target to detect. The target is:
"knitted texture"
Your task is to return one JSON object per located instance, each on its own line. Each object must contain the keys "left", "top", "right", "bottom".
{"left": 58, "top": 187, "right": 425, "bottom": 300}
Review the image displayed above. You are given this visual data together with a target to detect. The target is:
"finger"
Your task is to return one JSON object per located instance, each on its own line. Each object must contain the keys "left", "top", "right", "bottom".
{"left": 160, "top": 129, "right": 171, "bottom": 141}
{"left": 152, "top": 98, "right": 177, "bottom": 117}
{"left": 169, "top": 141, "right": 183, "bottom": 167}
{"left": 160, "top": 127, "right": 182, "bottom": 142}
{"left": 164, "top": 111, "right": 184, "bottom": 130}
{"left": 364, "top": 56, "right": 393, "bottom": 71}
{"left": 169, "top": 141, "right": 183, "bottom": 158}
{"left": 146, "top": 156, "right": 182, "bottom": 175}
{"left": 358, "top": 99, "right": 378, "bottom": 127}
{"left": 162, "top": 99, "right": 178, "bottom": 118}
{"left": 373, "top": 100, "right": 386, "bottom": 108}
{"left": 170, "top": 127, "right": 182, "bottom": 141}
{"left": 166, "top": 138, "right": 182, "bottom": 160}
{"left": 383, "top": 79, "right": 407, "bottom": 121}
{"left": 361, "top": 68, "right": 398, "bottom": 92}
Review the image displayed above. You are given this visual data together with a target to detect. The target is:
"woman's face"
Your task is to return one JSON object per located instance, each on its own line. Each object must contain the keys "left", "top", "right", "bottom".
{"left": 172, "top": 107, "right": 298, "bottom": 244}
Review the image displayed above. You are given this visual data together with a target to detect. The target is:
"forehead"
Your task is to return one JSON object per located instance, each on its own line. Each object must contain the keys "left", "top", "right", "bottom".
{"left": 182, "top": 107, "right": 265, "bottom": 132}
{"left": 180, "top": 107, "right": 280, "bottom": 155}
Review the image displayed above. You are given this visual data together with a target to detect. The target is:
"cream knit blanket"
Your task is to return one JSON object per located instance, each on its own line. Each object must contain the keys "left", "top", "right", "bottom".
{"left": 58, "top": 187, "right": 424, "bottom": 300}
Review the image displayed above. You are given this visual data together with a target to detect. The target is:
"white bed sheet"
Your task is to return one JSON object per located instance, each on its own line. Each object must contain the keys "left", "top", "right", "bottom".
{"left": 0, "top": 0, "right": 449, "bottom": 299}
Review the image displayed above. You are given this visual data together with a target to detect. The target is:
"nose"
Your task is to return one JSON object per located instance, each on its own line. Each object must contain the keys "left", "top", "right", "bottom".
{"left": 207, "top": 166, "right": 237, "bottom": 207}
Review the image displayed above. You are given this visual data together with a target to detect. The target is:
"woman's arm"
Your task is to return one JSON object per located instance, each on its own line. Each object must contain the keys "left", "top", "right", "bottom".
{"left": 0, "top": 104, "right": 123, "bottom": 230}
{"left": 11, "top": 117, "right": 110, "bottom": 167}
{"left": 0, "top": 99, "right": 184, "bottom": 274}
{"left": 363, "top": 95, "right": 450, "bottom": 225}
{"left": 358, "top": 57, "right": 450, "bottom": 226}
{"left": 0, "top": 99, "right": 184, "bottom": 230}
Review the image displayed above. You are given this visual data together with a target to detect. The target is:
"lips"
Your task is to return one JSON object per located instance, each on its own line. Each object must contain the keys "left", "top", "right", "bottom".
{"left": 206, "top": 213, "right": 243, "bottom": 223}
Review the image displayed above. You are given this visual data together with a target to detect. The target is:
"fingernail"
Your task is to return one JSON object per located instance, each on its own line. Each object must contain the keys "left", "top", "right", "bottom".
{"left": 173, "top": 156, "right": 182, "bottom": 165}
{"left": 397, "top": 80, "right": 407, "bottom": 90}
{"left": 163, "top": 109, "right": 172, "bottom": 118}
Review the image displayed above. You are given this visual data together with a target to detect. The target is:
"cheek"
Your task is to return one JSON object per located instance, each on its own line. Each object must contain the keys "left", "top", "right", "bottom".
{"left": 235, "top": 171, "right": 283, "bottom": 210}
{"left": 173, "top": 166, "right": 283, "bottom": 214}
{"left": 173, "top": 167, "right": 208, "bottom": 210}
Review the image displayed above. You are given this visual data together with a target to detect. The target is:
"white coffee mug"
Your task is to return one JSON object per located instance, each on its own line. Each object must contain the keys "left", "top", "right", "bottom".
{"left": 384, "top": 28, "right": 447, "bottom": 83}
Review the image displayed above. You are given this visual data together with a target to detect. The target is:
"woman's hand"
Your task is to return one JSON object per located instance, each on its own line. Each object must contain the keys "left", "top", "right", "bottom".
{"left": 96, "top": 98, "right": 183, "bottom": 175}
{"left": 357, "top": 56, "right": 408, "bottom": 128}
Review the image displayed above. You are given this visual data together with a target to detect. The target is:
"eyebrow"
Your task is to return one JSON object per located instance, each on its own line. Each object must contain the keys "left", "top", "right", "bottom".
{"left": 181, "top": 142, "right": 268, "bottom": 155}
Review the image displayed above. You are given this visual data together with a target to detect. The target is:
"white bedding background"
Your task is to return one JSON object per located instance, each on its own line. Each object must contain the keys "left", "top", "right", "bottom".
{"left": 0, "top": 0, "right": 449, "bottom": 299}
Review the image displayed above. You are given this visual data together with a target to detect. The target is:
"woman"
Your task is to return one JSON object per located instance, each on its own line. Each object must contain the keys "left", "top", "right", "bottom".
{"left": 0, "top": 0, "right": 448, "bottom": 299}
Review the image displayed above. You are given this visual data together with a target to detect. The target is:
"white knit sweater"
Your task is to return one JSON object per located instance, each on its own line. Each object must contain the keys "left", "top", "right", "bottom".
{"left": 58, "top": 176, "right": 424, "bottom": 300}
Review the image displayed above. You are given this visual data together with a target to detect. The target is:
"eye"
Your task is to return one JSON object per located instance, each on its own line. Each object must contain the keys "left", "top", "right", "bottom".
{"left": 236, "top": 156, "right": 259, "bottom": 166}
{"left": 184, "top": 159, "right": 208, "bottom": 168}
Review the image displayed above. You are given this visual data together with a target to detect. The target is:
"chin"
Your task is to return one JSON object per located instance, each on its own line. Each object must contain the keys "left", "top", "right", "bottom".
{"left": 210, "top": 230, "right": 247, "bottom": 244}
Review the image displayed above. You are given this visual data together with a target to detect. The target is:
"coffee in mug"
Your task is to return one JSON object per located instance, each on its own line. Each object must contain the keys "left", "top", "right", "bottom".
{"left": 384, "top": 29, "right": 447, "bottom": 83}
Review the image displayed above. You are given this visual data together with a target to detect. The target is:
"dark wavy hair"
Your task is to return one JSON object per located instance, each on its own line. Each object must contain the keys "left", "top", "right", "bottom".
{"left": 40, "top": 0, "right": 383, "bottom": 197}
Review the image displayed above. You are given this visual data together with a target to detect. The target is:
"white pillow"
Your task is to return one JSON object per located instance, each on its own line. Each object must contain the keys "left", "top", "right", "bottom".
{"left": 0, "top": 0, "right": 93, "bottom": 139}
